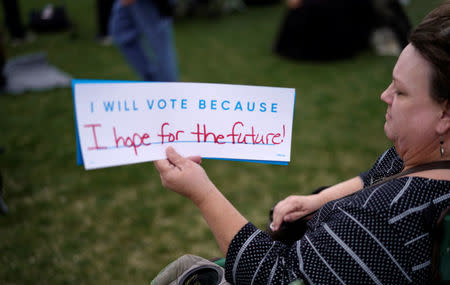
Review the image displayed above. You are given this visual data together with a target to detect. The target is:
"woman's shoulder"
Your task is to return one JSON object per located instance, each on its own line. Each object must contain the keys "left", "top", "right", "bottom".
{"left": 352, "top": 176, "right": 449, "bottom": 219}
{"left": 360, "top": 146, "right": 404, "bottom": 187}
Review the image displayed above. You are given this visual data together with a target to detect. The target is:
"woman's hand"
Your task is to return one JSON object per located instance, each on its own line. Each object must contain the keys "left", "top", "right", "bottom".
{"left": 271, "top": 177, "right": 364, "bottom": 231}
{"left": 155, "top": 146, "right": 248, "bottom": 255}
{"left": 271, "top": 194, "right": 323, "bottom": 231}
{"left": 154, "top": 147, "right": 214, "bottom": 205}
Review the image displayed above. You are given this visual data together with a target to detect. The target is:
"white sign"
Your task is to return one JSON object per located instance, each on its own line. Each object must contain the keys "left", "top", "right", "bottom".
{"left": 73, "top": 80, "right": 296, "bottom": 170}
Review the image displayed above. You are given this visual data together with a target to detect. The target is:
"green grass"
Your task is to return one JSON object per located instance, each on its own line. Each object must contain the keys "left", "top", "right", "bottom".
{"left": 0, "top": 0, "right": 443, "bottom": 284}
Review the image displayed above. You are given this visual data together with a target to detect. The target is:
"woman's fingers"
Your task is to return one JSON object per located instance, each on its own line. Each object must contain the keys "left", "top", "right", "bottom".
{"left": 154, "top": 147, "right": 186, "bottom": 190}
{"left": 187, "top": 155, "right": 202, "bottom": 164}
{"left": 284, "top": 211, "right": 306, "bottom": 222}
{"left": 165, "top": 146, "right": 185, "bottom": 168}
{"left": 154, "top": 147, "right": 201, "bottom": 173}
{"left": 271, "top": 202, "right": 291, "bottom": 231}
{"left": 165, "top": 147, "right": 202, "bottom": 166}
{"left": 271, "top": 196, "right": 310, "bottom": 231}
{"left": 154, "top": 157, "right": 172, "bottom": 173}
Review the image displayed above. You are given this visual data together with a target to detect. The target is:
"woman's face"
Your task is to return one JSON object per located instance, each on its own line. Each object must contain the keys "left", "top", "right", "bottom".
{"left": 381, "top": 44, "right": 443, "bottom": 162}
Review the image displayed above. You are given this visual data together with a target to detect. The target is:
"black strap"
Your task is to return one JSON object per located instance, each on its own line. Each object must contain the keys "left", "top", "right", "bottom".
{"left": 371, "top": 160, "right": 450, "bottom": 188}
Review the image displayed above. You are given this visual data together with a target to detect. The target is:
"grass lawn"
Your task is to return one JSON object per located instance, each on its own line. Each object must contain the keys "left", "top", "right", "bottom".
{"left": 0, "top": 0, "right": 443, "bottom": 284}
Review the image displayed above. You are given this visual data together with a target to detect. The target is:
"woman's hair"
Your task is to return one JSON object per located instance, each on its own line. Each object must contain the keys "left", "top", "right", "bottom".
{"left": 409, "top": 0, "right": 450, "bottom": 103}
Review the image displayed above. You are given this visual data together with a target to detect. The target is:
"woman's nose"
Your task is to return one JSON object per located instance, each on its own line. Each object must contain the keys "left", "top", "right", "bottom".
{"left": 380, "top": 84, "right": 393, "bottom": 104}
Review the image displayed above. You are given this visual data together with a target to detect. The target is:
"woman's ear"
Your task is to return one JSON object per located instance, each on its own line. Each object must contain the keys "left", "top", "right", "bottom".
{"left": 436, "top": 100, "right": 450, "bottom": 135}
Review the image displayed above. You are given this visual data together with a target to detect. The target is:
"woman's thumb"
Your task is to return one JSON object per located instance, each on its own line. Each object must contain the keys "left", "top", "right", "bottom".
{"left": 166, "top": 146, "right": 184, "bottom": 166}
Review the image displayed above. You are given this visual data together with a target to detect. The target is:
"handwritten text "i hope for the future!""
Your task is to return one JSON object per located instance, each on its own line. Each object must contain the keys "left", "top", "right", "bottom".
{"left": 84, "top": 97, "right": 285, "bottom": 156}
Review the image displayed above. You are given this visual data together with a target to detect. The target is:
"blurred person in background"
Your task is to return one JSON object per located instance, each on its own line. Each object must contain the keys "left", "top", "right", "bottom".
{"left": 273, "top": 0, "right": 411, "bottom": 61}
{"left": 109, "top": 0, "right": 178, "bottom": 81}
{"left": 370, "top": 0, "right": 411, "bottom": 56}
{"left": 1, "top": 0, "right": 33, "bottom": 45}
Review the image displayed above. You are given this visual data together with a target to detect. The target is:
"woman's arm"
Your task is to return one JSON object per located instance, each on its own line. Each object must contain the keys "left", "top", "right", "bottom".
{"left": 270, "top": 176, "right": 363, "bottom": 231}
{"left": 155, "top": 147, "right": 363, "bottom": 253}
{"left": 154, "top": 146, "right": 247, "bottom": 255}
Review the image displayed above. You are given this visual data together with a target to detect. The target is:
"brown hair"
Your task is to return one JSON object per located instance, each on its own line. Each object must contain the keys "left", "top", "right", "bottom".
{"left": 409, "top": 0, "right": 450, "bottom": 103}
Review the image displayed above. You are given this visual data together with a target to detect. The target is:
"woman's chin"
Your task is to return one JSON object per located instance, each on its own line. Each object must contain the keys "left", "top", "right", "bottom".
{"left": 383, "top": 124, "right": 393, "bottom": 141}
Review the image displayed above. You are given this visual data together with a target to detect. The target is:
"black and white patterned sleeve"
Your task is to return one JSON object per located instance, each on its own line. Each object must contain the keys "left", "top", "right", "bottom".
{"left": 225, "top": 223, "right": 302, "bottom": 285}
{"left": 359, "top": 147, "right": 404, "bottom": 187}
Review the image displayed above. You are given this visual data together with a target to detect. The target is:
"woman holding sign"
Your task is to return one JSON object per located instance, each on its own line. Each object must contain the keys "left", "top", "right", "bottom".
{"left": 155, "top": 2, "right": 450, "bottom": 284}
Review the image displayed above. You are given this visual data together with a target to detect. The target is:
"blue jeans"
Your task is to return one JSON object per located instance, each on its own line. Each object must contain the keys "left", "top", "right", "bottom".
{"left": 109, "top": 0, "right": 178, "bottom": 81}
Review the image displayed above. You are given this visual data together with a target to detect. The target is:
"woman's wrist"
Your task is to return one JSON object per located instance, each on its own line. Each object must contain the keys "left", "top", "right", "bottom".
{"left": 314, "top": 191, "right": 332, "bottom": 208}
{"left": 190, "top": 181, "right": 218, "bottom": 208}
{"left": 313, "top": 177, "right": 363, "bottom": 207}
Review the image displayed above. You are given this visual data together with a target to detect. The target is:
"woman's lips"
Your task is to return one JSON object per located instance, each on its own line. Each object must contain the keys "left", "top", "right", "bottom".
{"left": 385, "top": 109, "right": 391, "bottom": 120}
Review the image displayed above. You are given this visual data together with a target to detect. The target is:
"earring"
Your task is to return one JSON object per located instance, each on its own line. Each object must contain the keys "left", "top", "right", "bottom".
{"left": 440, "top": 135, "right": 445, "bottom": 159}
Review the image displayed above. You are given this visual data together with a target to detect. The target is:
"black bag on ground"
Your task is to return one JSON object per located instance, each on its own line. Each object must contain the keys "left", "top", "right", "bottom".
{"left": 29, "top": 4, "right": 71, "bottom": 33}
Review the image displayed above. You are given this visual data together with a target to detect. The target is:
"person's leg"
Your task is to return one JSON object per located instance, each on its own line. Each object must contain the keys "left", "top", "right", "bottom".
{"left": 97, "top": 0, "right": 115, "bottom": 37}
{"left": 96, "top": 0, "right": 106, "bottom": 37}
{"left": 109, "top": 0, "right": 158, "bottom": 80}
{"left": 130, "top": 0, "right": 178, "bottom": 81}
{"left": 149, "top": 20, "right": 178, "bottom": 82}
{"left": 1, "top": 0, "right": 26, "bottom": 39}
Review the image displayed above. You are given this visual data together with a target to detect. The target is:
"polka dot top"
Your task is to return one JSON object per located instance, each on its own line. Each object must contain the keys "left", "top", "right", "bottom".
{"left": 225, "top": 147, "right": 450, "bottom": 284}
